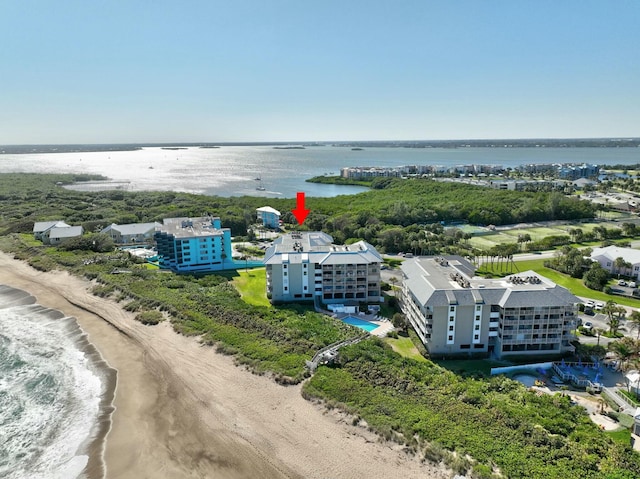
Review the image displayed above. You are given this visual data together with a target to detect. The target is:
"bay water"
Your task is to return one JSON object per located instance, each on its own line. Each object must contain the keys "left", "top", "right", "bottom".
{"left": 0, "top": 145, "right": 638, "bottom": 198}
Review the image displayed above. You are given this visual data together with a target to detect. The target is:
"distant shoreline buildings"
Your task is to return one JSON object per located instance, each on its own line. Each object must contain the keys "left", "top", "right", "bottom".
{"left": 340, "top": 162, "right": 600, "bottom": 181}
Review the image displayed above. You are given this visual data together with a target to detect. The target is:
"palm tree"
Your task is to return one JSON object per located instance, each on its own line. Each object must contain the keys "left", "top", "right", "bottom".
{"left": 614, "top": 257, "right": 632, "bottom": 278}
{"left": 595, "top": 327, "right": 606, "bottom": 346}
{"left": 628, "top": 310, "right": 640, "bottom": 340}
{"left": 602, "top": 300, "right": 625, "bottom": 336}
{"left": 608, "top": 339, "right": 634, "bottom": 372}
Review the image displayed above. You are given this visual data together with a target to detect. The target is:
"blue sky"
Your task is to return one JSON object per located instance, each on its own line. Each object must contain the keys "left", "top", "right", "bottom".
{"left": 1, "top": 1, "right": 638, "bottom": 143}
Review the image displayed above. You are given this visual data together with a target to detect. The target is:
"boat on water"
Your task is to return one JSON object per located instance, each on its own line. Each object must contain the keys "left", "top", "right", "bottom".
{"left": 256, "top": 178, "right": 266, "bottom": 191}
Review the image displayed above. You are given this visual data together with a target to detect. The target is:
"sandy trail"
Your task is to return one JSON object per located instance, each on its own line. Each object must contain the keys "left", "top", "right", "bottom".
{"left": 0, "top": 251, "right": 448, "bottom": 479}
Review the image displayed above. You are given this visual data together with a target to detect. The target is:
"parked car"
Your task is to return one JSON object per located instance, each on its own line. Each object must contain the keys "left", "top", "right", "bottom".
{"left": 583, "top": 321, "right": 593, "bottom": 330}
{"left": 618, "top": 280, "right": 628, "bottom": 286}
{"left": 595, "top": 302, "right": 604, "bottom": 310}
{"left": 630, "top": 282, "right": 637, "bottom": 288}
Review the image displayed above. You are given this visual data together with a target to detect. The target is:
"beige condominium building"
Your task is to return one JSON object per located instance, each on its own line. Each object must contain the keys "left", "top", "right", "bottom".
{"left": 264, "top": 232, "right": 383, "bottom": 305}
{"left": 399, "top": 256, "right": 579, "bottom": 358}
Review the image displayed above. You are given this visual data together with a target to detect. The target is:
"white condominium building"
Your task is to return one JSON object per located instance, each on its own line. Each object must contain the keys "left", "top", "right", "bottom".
{"left": 264, "top": 232, "right": 383, "bottom": 304}
{"left": 400, "top": 256, "right": 579, "bottom": 359}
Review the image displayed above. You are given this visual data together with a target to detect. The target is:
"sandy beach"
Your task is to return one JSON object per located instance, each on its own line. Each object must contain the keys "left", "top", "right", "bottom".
{"left": 0, "top": 251, "right": 449, "bottom": 479}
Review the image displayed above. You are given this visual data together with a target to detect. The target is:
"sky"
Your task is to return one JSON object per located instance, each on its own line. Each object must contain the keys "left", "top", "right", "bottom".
{"left": 0, "top": 1, "right": 639, "bottom": 144}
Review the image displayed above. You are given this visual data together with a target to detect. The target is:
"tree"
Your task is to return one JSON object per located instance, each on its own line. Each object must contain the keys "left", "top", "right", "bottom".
{"left": 613, "top": 257, "right": 632, "bottom": 278}
{"left": 593, "top": 225, "right": 608, "bottom": 241}
{"left": 608, "top": 337, "right": 639, "bottom": 372}
{"left": 59, "top": 232, "right": 115, "bottom": 253}
{"left": 627, "top": 310, "right": 640, "bottom": 340}
{"left": 602, "top": 300, "right": 625, "bottom": 336}
{"left": 621, "top": 222, "right": 637, "bottom": 237}
{"left": 595, "top": 328, "right": 606, "bottom": 347}
{"left": 583, "top": 263, "right": 610, "bottom": 291}
{"left": 392, "top": 313, "right": 408, "bottom": 334}
{"left": 517, "top": 233, "right": 531, "bottom": 251}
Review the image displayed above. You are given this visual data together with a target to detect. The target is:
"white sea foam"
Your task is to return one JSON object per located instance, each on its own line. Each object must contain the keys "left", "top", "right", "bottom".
{"left": 0, "top": 298, "right": 106, "bottom": 479}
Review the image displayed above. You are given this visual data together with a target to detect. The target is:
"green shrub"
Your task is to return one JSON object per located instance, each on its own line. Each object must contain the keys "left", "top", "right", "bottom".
{"left": 134, "top": 310, "right": 164, "bottom": 325}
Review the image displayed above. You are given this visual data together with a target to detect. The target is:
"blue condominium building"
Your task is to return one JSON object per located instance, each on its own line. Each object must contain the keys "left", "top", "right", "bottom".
{"left": 154, "top": 216, "right": 233, "bottom": 272}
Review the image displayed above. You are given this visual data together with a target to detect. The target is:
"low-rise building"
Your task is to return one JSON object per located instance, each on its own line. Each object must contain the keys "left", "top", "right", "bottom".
{"left": 264, "top": 232, "right": 383, "bottom": 304}
{"left": 399, "top": 256, "right": 579, "bottom": 358}
{"left": 46, "top": 225, "right": 84, "bottom": 245}
{"left": 33, "top": 220, "right": 84, "bottom": 245}
{"left": 101, "top": 222, "right": 160, "bottom": 245}
{"left": 256, "top": 206, "right": 281, "bottom": 229}
{"left": 154, "top": 216, "right": 233, "bottom": 272}
{"left": 590, "top": 246, "right": 640, "bottom": 280}
{"left": 33, "top": 220, "right": 69, "bottom": 241}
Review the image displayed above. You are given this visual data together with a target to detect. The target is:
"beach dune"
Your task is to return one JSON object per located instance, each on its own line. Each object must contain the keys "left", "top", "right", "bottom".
{"left": 0, "top": 251, "right": 448, "bottom": 479}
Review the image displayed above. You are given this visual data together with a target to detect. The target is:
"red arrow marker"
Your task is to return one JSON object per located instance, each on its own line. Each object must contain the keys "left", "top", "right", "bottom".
{"left": 291, "top": 191, "right": 310, "bottom": 225}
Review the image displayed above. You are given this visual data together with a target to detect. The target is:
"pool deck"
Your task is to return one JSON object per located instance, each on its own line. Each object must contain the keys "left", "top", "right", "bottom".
{"left": 335, "top": 312, "right": 395, "bottom": 337}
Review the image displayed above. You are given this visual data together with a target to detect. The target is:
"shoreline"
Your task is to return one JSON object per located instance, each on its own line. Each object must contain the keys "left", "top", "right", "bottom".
{"left": 0, "top": 251, "right": 449, "bottom": 479}
{"left": 0, "top": 285, "right": 116, "bottom": 479}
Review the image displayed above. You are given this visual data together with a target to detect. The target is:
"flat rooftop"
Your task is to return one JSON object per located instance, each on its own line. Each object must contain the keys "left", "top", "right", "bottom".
{"left": 158, "top": 217, "right": 227, "bottom": 239}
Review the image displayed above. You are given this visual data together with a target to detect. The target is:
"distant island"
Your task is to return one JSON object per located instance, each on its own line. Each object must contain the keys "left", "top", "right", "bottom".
{"left": 1, "top": 138, "right": 639, "bottom": 155}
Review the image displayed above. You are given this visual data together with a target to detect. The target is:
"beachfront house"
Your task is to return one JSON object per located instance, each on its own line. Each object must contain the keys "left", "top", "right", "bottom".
{"left": 399, "top": 256, "right": 579, "bottom": 359}
{"left": 33, "top": 220, "right": 70, "bottom": 241}
{"left": 45, "top": 225, "right": 84, "bottom": 245}
{"left": 264, "top": 232, "right": 383, "bottom": 305}
{"left": 101, "top": 222, "right": 161, "bottom": 245}
{"left": 256, "top": 206, "right": 281, "bottom": 229}
{"left": 590, "top": 246, "right": 640, "bottom": 280}
{"left": 154, "top": 216, "right": 233, "bottom": 272}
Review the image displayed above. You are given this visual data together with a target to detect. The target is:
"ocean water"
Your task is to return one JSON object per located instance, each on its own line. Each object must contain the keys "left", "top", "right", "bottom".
{"left": 0, "top": 145, "right": 639, "bottom": 198}
{"left": 0, "top": 286, "right": 114, "bottom": 479}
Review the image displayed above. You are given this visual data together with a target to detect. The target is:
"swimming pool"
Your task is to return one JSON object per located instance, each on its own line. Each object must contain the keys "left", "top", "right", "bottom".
{"left": 341, "top": 316, "right": 379, "bottom": 332}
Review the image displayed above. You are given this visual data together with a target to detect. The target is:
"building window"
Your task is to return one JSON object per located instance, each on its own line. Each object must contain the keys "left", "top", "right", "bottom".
{"left": 449, "top": 325, "right": 454, "bottom": 331}
{"left": 448, "top": 335, "right": 453, "bottom": 341}
{"left": 475, "top": 315, "right": 480, "bottom": 321}
{"left": 449, "top": 316, "right": 454, "bottom": 322}
{"left": 283, "top": 264, "right": 288, "bottom": 269}
{"left": 476, "top": 305, "right": 481, "bottom": 311}
{"left": 473, "top": 344, "right": 484, "bottom": 349}
{"left": 474, "top": 334, "right": 479, "bottom": 340}
{"left": 450, "top": 306, "right": 455, "bottom": 312}
{"left": 460, "top": 344, "right": 470, "bottom": 349}
{"left": 283, "top": 272, "right": 287, "bottom": 276}
{"left": 284, "top": 287, "right": 288, "bottom": 292}
{"left": 475, "top": 325, "right": 480, "bottom": 330}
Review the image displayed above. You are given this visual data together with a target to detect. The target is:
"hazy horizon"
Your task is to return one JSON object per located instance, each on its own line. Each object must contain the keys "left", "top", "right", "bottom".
{"left": 2, "top": 136, "right": 640, "bottom": 148}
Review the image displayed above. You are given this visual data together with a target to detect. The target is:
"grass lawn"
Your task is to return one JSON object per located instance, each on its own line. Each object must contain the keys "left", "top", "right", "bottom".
{"left": 468, "top": 234, "right": 517, "bottom": 249}
{"left": 510, "top": 258, "right": 640, "bottom": 307}
{"left": 385, "top": 335, "right": 428, "bottom": 362}
{"left": 231, "top": 268, "right": 270, "bottom": 307}
{"left": 605, "top": 428, "right": 632, "bottom": 446}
